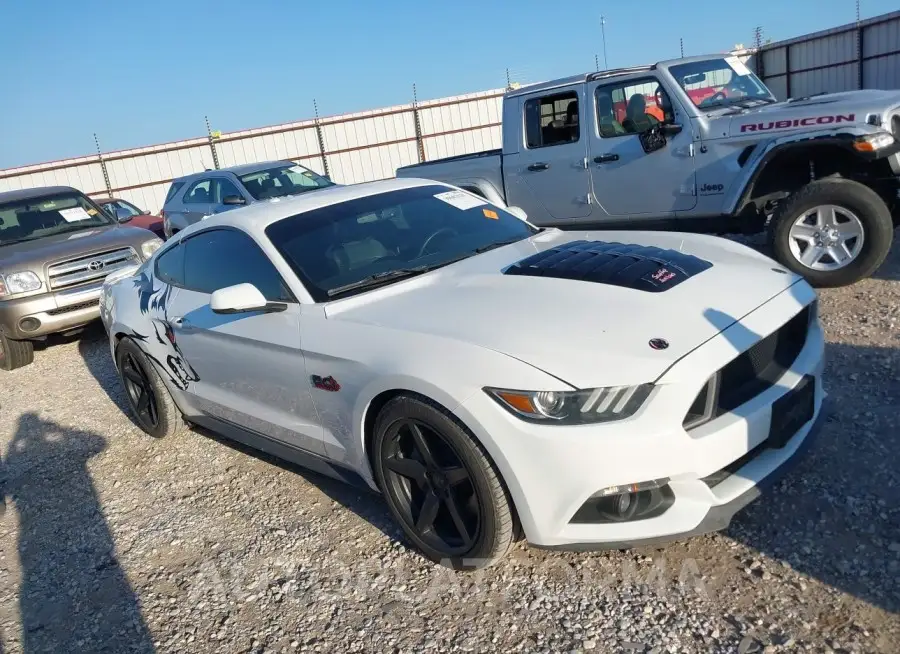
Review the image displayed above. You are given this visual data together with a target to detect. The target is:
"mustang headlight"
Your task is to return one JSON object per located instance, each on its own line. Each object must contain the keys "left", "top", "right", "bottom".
{"left": 0, "top": 271, "right": 43, "bottom": 297}
{"left": 140, "top": 237, "right": 164, "bottom": 260}
{"left": 485, "top": 384, "right": 654, "bottom": 424}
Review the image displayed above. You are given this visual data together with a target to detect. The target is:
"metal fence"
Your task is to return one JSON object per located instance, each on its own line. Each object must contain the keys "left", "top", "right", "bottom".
{"left": 752, "top": 9, "right": 900, "bottom": 100}
{"left": 0, "top": 88, "right": 505, "bottom": 214}
{"left": 3, "top": 10, "right": 899, "bottom": 215}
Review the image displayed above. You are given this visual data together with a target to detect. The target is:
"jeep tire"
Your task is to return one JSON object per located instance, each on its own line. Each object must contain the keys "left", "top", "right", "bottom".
{"left": 0, "top": 333, "right": 34, "bottom": 371}
{"left": 769, "top": 178, "right": 893, "bottom": 287}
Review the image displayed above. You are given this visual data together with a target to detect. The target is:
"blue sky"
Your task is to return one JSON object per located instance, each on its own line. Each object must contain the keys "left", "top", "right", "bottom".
{"left": 0, "top": 0, "right": 896, "bottom": 169}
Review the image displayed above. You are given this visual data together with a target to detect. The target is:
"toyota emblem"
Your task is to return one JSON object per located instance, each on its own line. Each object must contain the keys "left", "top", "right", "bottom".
{"left": 88, "top": 260, "right": 105, "bottom": 272}
{"left": 649, "top": 338, "right": 669, "bottom": 350}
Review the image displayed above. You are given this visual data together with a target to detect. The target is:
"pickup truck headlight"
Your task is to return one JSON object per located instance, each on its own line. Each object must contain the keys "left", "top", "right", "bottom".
{"left": 485, "top": 384, "right": 654, "bottom": 424}
{"left": 0, "top": 271, "right": 43, "bottom": 297}
{"left": 140, "top": 237, "right": 164, "bottom": 260}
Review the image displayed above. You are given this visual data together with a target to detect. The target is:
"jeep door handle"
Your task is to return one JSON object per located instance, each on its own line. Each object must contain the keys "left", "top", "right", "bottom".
{"left": 527, "top": 162, "right": 550, "bottom": 171}
{"left": 593, "top": 154, "right": 619, "bottom": 164}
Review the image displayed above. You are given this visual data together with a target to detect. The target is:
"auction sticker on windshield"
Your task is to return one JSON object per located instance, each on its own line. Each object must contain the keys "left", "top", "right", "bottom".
{"left": 434, "top": 190, "right": 485, "bottom": 211}
{"left": 725, "top": 56, "right": 752, "bottom": 77}
{"left": 59, "top": 207, "right": 92, "bottom": 222}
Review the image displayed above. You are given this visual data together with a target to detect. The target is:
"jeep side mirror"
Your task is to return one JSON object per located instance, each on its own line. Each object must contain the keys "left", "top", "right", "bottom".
{"left": 660, "top": 123, "right": 683, "bottom": 136}
{"left": 638, "top": 126, "right": 668, "bottom": 154}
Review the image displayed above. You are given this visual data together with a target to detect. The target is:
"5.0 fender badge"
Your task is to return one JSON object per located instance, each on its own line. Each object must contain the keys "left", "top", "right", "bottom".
{"left": 311, "top": 375, "right": 341, "bottom": 392}
{"left": 649, "top": 338, "right": 669, "bottom": 351}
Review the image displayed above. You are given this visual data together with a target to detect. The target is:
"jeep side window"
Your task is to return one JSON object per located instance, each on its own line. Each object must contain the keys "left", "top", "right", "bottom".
{"left": 595, "top": 78, "right": 664, "bottom": 137}
{"left": 524, "top": 91, "right": 579, "bottom": 148}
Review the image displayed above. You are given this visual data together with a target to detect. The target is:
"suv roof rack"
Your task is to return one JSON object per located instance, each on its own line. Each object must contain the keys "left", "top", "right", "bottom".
{"left": 587, "top": 65, "right": 655, "bottom": 81}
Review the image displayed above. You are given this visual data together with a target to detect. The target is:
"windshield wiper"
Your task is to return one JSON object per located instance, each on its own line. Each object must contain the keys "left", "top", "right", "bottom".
{"left": 0, "top": 236, "right": 41, "bottom": 247}
{"left": 326, "top": 267, "right": 430, "bottom": 298}
{"left": 474, "top": 237, "right": 524, "bottom": 254}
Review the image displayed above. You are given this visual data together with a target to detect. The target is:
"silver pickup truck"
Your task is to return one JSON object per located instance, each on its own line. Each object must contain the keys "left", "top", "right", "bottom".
{"left": 0, "top": 186, "right": 163, "bottom": 370}
{"left": 397, "top": 54, "right": 900, "bottom": 287}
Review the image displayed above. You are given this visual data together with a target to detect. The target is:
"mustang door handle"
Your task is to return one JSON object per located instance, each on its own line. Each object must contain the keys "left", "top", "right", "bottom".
{"left": 527, "top": 162, "right": 550, "bottom": 171}
{"left": 593, "top": 154, "right": 619, "bottom": 163}
{"left": 170, "top": 316, "right": 185, "bottom": 326}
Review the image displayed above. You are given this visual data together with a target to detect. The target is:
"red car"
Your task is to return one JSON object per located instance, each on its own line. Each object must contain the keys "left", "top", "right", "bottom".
{"left": 95, "top": 197, "right": 165, "bottom": 239}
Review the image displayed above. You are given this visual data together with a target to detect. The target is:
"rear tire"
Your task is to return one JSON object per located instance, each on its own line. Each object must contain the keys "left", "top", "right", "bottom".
{"left": 769, "top": 178, "right": 893, "bottom": 287}
{"left": 0, "top": 334, "right": 34, "bottom": 371}
{"left": 372, "top": 394, "right": 516, "bottom": 570}
{"left": 115, "top": 337, "right": 187, "bottom": 438}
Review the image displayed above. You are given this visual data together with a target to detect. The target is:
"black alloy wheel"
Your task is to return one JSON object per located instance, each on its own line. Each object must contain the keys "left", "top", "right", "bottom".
{"left": 121, "top": 351, "right": 160, "bottom": 432}
{"left": 373, "top": 395, "right": 516, "bottom": 569}
{"left": 382, "top": 418, "right": 480, "bottom": 555}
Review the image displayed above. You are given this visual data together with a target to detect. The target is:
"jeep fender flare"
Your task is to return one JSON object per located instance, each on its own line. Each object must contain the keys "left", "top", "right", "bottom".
{"left": 725, "top": 124, "right": 886, "bottom": 216}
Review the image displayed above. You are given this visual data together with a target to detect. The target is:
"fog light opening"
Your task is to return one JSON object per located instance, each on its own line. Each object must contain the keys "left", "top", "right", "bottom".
{"left": 19, "top": 317, "right": 41, "bottom": 333}
{"left": 570, "top": 481, "right": 675, "bottom": 525}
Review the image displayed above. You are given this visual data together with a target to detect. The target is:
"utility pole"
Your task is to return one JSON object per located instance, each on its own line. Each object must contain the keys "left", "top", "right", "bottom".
{"left": 600, "top": 15, "right": 609, "bottom": 70}
{"left": 594, "top": 54, "right": 600, "bottom": 72}
{"left": 680, "top": 37, "right": 684, "bottom": 58}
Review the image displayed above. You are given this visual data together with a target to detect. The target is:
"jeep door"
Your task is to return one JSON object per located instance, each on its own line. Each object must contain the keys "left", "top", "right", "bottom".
{"left": 587, "top": 75, "right": 697, "bottom": 218}
{"left": 502, "top": 87, "right": 592, "bottom": 223}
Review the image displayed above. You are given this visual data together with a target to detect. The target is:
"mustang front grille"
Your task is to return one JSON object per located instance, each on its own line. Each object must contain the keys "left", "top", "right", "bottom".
{"left": 683, "top": 304, "right": 811, "bottom": 430}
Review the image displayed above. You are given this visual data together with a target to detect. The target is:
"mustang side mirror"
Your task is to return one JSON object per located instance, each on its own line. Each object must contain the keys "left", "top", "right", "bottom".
{"left": 638, "top": 125, "right": 668, "bottom": 154}
{"left": 222, "top": 195, "right": 247, "bottom": 206}
{"left": 210, "top": 283, "right": 285, "bottom": 314}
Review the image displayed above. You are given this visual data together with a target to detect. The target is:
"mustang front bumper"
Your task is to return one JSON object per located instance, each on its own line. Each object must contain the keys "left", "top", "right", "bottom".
{"left": 457, "top": 282, "right": 826, "bottom": 549}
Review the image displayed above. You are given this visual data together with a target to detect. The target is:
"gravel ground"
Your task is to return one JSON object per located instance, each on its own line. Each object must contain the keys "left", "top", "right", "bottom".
{"left": 1, "top": 241, "right": 899, "bottom": 654}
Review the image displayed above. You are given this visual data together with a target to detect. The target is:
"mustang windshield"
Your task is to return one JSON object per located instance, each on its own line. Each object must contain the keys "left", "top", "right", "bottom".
{"left": 266, "top": 184, "right": 539, "bottom": 301}
{"left": 0, "top": 192, "right": 114, "bottom": 246}
{"left": 669, "top": 57, "right": 775, "bottom": 110}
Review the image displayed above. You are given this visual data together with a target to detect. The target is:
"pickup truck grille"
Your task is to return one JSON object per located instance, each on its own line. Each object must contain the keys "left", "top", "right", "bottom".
{"left": 47, "top": 247, "right": 139, "bottom": 290}
{"left": 683, "top": 305, "right": 811, "bottom": 430}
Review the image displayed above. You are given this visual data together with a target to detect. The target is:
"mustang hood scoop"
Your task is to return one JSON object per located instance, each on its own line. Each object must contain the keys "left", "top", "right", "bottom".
{"left": 503, "top": 240, "right": 713, "bottom": 292}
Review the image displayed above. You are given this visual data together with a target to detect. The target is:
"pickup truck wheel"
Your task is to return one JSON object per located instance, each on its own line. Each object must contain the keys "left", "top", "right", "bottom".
{"left": 115, "top": 337, "right": 188, "bottom": 438}
{"left": 769, "top": 178, "right": 893, "bottom": 287}
{"left": 0, "top": 333, "right": 34, "bottom": 371}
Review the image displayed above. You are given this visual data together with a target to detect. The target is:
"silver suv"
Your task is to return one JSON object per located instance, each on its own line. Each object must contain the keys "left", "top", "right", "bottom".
{"left": 161, "top": 160, "right": 336, "bottom": 238}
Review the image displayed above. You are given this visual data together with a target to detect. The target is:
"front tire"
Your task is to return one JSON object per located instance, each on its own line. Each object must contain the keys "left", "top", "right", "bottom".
{"left": 372, "top": 394, "right": 516, "bottom": 569}
{"left": 769, "top": 178, "right": 893, "bottom": 287}
{"left": 0, "top": 333, "right": 34, "bottom": 371}
{"left": 115, "top": 337, "right": 187, "bottom": 438}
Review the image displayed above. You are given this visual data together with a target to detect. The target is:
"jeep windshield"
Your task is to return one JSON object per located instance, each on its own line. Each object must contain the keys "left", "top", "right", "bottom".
{"left": 670, "top": 57, "right": 776, "bottom": 110}
{"left": 239, "top": 163, "right": 335, "bottom": 201}
{"left": 0, "top": 192, "right": 115, "bottom": 246}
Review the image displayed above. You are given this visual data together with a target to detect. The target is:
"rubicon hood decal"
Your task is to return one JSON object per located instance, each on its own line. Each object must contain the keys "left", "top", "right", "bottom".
{"left": 503, "top": 240, "right": 713, "bottom": 292}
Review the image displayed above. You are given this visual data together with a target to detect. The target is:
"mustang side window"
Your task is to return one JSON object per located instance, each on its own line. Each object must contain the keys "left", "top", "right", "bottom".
{"left": 524, "top": 91, "right": 579, "bottom": 148}
{"left": 182, "top": 229, "right": 293, "bottom": 303}
{"left": 155, "top": 244, "right": 185, "bottom": 287}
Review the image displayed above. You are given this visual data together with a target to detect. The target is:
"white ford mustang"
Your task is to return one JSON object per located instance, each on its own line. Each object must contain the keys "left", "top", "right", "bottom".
{"left": 101, "top": 178, "right": 826, "bottom": 568}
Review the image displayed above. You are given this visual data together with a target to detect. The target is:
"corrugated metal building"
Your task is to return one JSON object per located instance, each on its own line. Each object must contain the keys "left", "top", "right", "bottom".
{"left": 753, "top": 9, "right": 900, "bottom": 99}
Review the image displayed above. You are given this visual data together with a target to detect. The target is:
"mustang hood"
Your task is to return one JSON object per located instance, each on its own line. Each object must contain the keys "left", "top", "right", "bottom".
{"left": 326, "top": 230, "right": 806, "bottom": 388}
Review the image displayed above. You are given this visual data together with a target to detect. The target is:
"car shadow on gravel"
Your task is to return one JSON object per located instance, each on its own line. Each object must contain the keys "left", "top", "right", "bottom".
{"left": 1, "top": 413, "right": 154, "bottom": 653}
{"left": 723, "top": 339, "right": 900, "bottom": 615}
{"left": 708, "top": 292, "right": 900, "bottom": 615}
{"left": 76, "top": 322, "right": 132, "bottom": 414}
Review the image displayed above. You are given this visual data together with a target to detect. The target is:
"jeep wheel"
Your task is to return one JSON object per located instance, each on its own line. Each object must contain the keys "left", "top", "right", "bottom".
{"left": 770, "top": 178, "right": 893, "bottom": 287}
{"left": 0, "top": 333, "right": 34, "bottom": 371}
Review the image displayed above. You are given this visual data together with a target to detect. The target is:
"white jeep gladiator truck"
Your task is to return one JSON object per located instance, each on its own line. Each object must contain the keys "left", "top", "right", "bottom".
{"left": 397, "top": 54, "right": 900, "bottom": 287}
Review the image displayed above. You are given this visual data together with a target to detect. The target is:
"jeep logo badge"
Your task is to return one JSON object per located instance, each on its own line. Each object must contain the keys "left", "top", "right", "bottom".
{"left": 88, "top": 260, "right": 105, "bottom": 271}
